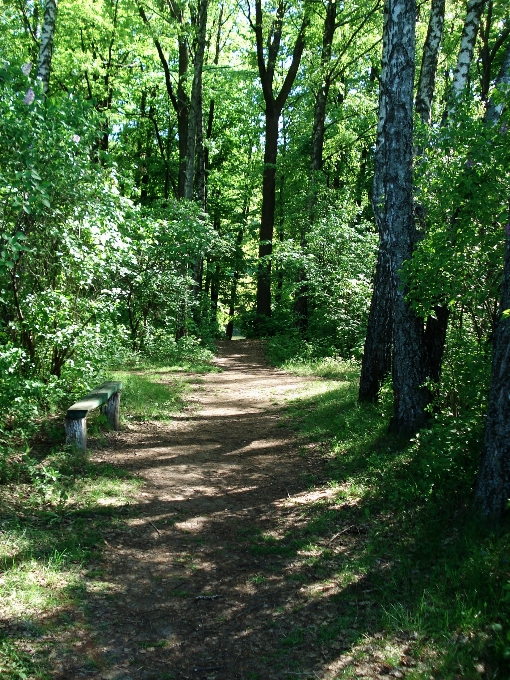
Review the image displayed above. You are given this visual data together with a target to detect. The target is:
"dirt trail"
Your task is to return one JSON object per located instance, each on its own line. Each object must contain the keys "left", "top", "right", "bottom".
{"left": 83, "top": 340, "right": 334, "bottom": 680}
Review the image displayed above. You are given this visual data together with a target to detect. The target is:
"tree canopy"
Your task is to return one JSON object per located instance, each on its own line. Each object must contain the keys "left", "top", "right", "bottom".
{"left": 0, "top": 0, "right": 509, "bottom": 514}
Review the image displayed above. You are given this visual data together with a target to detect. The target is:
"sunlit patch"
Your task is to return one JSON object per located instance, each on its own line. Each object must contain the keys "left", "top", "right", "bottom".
{"left": 96, "top": 497, "right": 117, "bottom": 505}
{"left": 288, "top": 488, "right": 338, "bottom": 505}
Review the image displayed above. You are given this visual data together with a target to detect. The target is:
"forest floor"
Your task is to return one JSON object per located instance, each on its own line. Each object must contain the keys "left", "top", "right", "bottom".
{"left": 80, "top": 338, "right": 392, "bottom": 680}
{"left": 4, "top": 340, "right": 490, "bottom": 680}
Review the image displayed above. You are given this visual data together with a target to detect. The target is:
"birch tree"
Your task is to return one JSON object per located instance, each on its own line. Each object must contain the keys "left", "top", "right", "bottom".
{"left": 443, "top": 0, "right": 485, "bottom": 120}
{"left": 37, "top": 0, "right": 58, "bottom": 92}
{"left": 360, "top": 0, "right": 486, "bottom": 403}
{"left": 375, "top": 0, "right": 431, "bottom": 434}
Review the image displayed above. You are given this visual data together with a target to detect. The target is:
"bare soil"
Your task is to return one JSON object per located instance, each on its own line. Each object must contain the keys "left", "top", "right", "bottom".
{"left": 54, "top": 341, "right": 407, "bottom": 680}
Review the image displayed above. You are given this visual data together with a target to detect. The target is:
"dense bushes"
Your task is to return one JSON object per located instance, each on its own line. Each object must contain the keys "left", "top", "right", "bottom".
{"left": 0, "top": 62, "right": 222, "bottom": 477}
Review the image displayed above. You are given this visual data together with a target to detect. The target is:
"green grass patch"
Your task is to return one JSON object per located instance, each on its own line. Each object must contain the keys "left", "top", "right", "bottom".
{"left": 112, "top": 370, "right": 191, "bottom": 422}
{"left": 264, "top": 356, "right": 510, "bottom": 679}
{"left": 0, "top": 353, "right": 204, "bottom": 678}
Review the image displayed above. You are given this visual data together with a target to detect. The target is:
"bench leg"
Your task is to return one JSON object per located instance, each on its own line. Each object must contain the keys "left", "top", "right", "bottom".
{"left": 103, "top": 390, "right": 121, "bottom": 430}
{"left": 64, "top": 417, "right": 87, "bottom": 453}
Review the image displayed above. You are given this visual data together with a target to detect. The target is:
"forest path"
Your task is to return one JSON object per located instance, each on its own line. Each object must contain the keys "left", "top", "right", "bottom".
{"left": 84, "top": 340, "right": 338, "bottom": 680}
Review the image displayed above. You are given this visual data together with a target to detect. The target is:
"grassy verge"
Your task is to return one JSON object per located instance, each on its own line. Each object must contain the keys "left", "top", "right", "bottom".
{"left": 259, "top": 356, "right": 510, "bottom": 679}
{"left": 0, "top": 357, "right": 210, "bottom": 679}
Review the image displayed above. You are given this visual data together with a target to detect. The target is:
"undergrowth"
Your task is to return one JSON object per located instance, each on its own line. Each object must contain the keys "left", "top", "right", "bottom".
{"left": 0, "top": 351, "right": 214, "bottom": 679}
{"left": 272, "top": 355, "right": 510, "bottom": 679}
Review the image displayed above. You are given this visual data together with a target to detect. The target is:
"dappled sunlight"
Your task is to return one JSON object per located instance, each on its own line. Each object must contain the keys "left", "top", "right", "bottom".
{"left": 1, "top": 341, "right": 502, "bottom": 680}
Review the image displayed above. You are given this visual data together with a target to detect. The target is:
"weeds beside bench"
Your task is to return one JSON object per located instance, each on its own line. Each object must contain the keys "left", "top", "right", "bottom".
{"left": 65, "top": 381, "right": 122, "bottom": 452}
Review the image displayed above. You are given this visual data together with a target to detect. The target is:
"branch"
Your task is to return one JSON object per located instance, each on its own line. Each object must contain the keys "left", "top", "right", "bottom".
{"left": 138, "top": 4, "right": 179, "bottom": 112}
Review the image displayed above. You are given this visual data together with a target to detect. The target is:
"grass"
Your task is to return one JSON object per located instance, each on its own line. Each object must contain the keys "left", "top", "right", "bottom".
{"left": 112, "top": 370, "right": 191, "bottom": 422}
{"left": 262, "top": 355, "right": 510, "bottom": 679}
{"left": 2, "top": 345, "right": 508, "bottom": 679}
{"left": 0, "top": 353, "right": 214, "bottom": 679}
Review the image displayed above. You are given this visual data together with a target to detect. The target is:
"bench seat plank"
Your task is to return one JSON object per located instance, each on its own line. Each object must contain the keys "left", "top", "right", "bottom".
{"left": 67, "top": 381, "right": 122, "bottom": 420}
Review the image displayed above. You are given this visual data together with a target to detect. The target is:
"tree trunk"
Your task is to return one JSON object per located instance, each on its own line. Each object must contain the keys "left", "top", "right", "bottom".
{"left": 413, "top": 0, "right": 448, "bottom": 384}
{"left": 415, "top": 0, "right": 445, "bottom": 124}
{"left": 311, "top": 0, "right": 336, "bottom": 174}
{"left": 196, "top": 86, "right": 206, "bottom": 210}
{"left": 443, "top": 0, "right": 485, "bottom": 121}
{"left": 359, "top": 243, "right": 393, "bottom": 401}
{"left": 484, "top": 37, "right": 510, "bottom": 125}
{"left": 184, "top": 0, "right": 208, "bottom": 201}
{"left": 138, "top": 4, "right": 189, "bottom": 199}
{"left": 37, "top": 0, "right": 58, "bottom": 93}
{"left": 360, "top": 0, "right": 448, "bottom": 402}
{"left": 413, "top": 0, "right": 485, "bottom": 400}
{"left": 257, "top": 107, "right": 278, "bottom": 318}
{"left": 226, "top": 228, "right": 244, "bottom": 340}
{"left": 359, "top": 7, "right": 392, "bottom": 402}
{"left": 472, "top": 40, "right": 510, "bottom": 519}
{"left": 424, "top": 305, "right": 449, "bottom": 384}
{"left": 376, "top": 0, "right": 430, "bottom": 435}
{"left": 473, "top": 217, "right": 510, "bottom": 519}
{"left": 250, "top": 0, "right": 308, "bottom": 326}
{"left": 210, "top": 264, "right": 220, "bottom": 314}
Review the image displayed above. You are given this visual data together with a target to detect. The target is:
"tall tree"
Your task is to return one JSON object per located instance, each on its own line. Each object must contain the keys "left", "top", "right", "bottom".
{"left": 443, "top": 0, "right": 485, "bottom": 120}
{"left": 371, "top": 0, "right": 431, "bottom": 434}
{"left": 359, "top": 0, "right": 486, "bottom": 403}
{"left": 415, "top": 0, "right": 445, "bottom": 124}
{"left": 138, "top": 0, "right": 190, "bottom": 198}
{"left": 415, "top": 0, "right": 448, "bottom": 388}
{"left": 184, "top": 0, "right": 209, "bottom": 200}
{"left": 474, "top": 208, "right": 510, "bottom": 519}
{"left": 472, "top": 39, "right": 510, "bottom": 519}
{"left": 247, "top": 0, "right": 309, "bottom": 322}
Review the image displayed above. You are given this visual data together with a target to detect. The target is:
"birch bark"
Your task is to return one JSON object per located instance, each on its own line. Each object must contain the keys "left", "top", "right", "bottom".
{"left": 37, "top": 0, "right": 58, "bottom": 93}
{"left": 374, "top": 0, "right": 431, "bottom": 434}
{"left": 444, "top": 0, "right": 485, "bottom": 120}
{"left": 415, "top": 0, "right": 445, "bottom": 124}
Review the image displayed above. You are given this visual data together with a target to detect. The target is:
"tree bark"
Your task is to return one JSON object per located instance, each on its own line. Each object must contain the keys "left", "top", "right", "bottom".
{"left": 359, "top": 243, "right": 393, "bottom": 401}
{"left": 484, "top": 37, "right": 510, "bottom": 125}
{"left": 184, "top": 0, "right": 209, "bottom": 200}
{"left": 249, "top": 0, "right": 308, "bottom": 325}
{"left": 473, "top": 40, "right": 510, "bottom": 519}
{"left": 413, "top": 0, "right": 448, "bottom": 384}
{"left": 37, "top": 0, "right": 58, "bottom": 93}
{"left": 373, "top": 0, "right": 430, "bottom": 434}
{"left": 415, "top": 0, "right": 445, "bottom": 124}
{"left": 359, "top": 7, "right": 392, "bottom": 403}
{"left": 257, "top": 107, "right": 279, "bottom": 318}
{"left": 473, "top": 215, "right": 510, "bottom": 519}
{"left": 444, "top": 0, "right": 485, "bottom": 120}
{"left": 226, "top": 227, "right": 244, "bottom": 340}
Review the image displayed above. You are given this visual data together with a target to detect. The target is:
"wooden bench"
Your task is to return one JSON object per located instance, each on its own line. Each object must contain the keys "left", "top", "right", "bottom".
{"left": 64, "top": 381, "right": 122, "bottom": 452}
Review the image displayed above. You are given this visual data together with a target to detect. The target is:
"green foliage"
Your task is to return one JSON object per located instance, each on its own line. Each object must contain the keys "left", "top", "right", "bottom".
{"left": 263, "top": 199, "right": 377, "bottom": 361}
{"left": 274, "top": 360, "right": 510, "bottom": 677}
{"left": 116, "top": 198, "right": 224, "bottom": 349}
